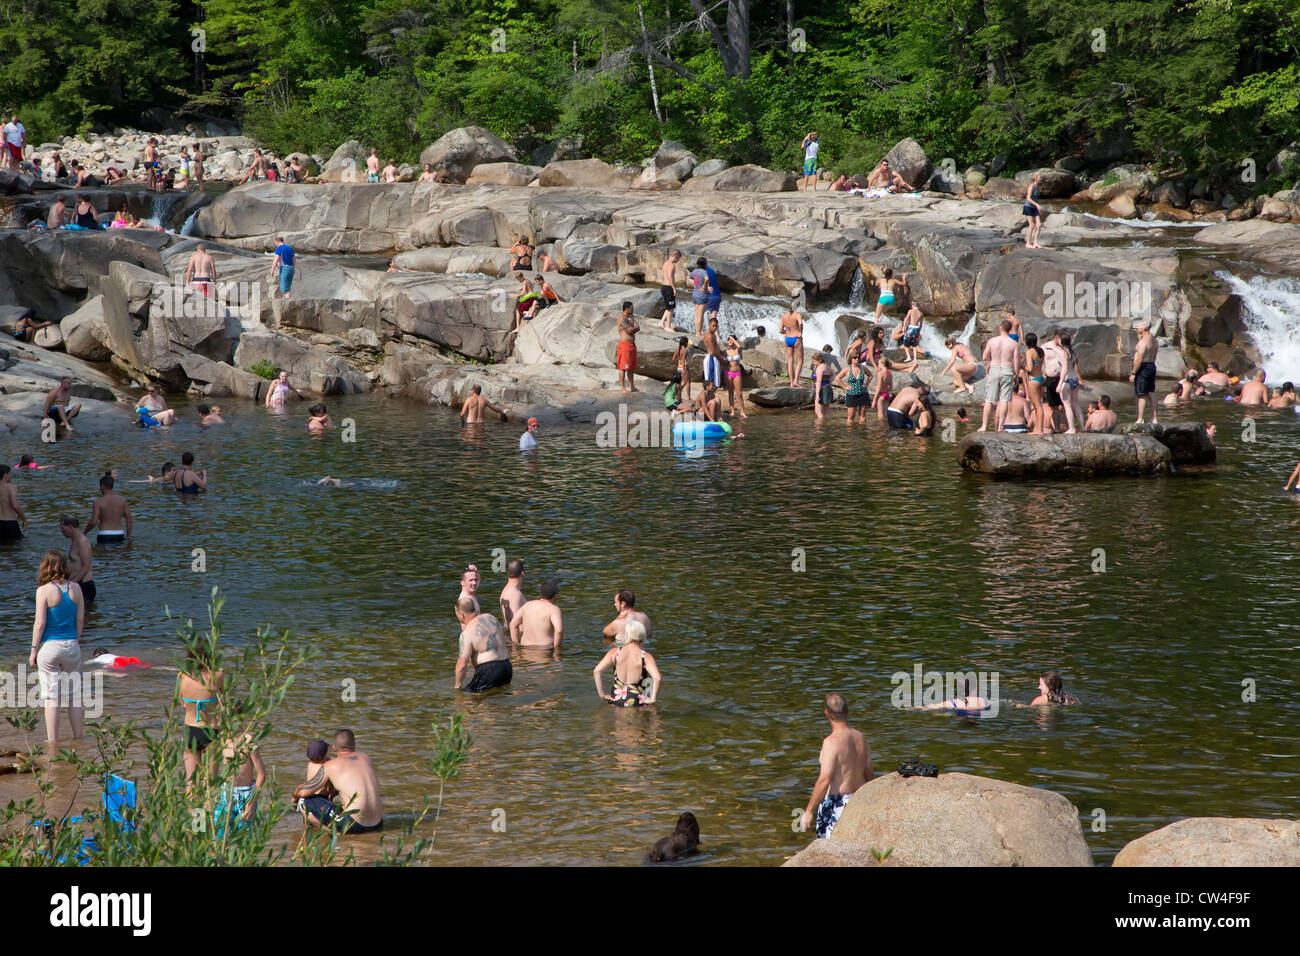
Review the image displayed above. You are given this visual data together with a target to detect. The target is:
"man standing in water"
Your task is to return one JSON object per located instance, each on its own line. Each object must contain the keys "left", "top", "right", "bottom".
{"left": 454, "top": 598, "right": 512, "bottom": 691}
{"left": 616, "top": 301, "right": 639, "bottom": 393}
{"left": 85, "top": 474, "right": 132, "bottom": 543}
{"left": 658, "top": 250, "right": 681, "bottom": 330}
{"left": 519, "top": 417, "right": 539, "bottom": 451}
{"left": 1239, "top": 369, "right": 1269, "bottom": 406}
{"left": 499, "top": 559, "right": 526, "bottom": 630}
{"left": 510, "top": 579, "right": 564, "bottom": 648}
{"left": 458, "top": 565, "right": 481, "bottom": 616}
{"left": 799, "top": 692, "right": 872, "bottom": 838}
{"left": 0, "top": 465, "right": 27, "bottom": 540}
{"left": 293, "top": 729, "right": 384, "bottom": 833}
{"left": 460, "top": 384, "right": 508, "bottom": 424}
{"left": 602, "top": 589, "right": 653, "bottom": 643}
{"left": 60, "top": 515, "right": 95, "bottom": 604}
{"left": 979, "top": 320, "right": 1021, "bottom": 432}
{"left": 1129, "top": 321, "right": 1159, "bottom": 423}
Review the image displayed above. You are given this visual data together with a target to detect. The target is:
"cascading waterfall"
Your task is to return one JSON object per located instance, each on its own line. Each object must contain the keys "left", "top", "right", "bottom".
{"left": 180, "top": 210, "right": 200, "bottom": 236}
{"left": 1216, "top": 271, "right": 1300, "bottom": 381}
{"left": 847, "top": 268, "right": 865, "bottom": 308}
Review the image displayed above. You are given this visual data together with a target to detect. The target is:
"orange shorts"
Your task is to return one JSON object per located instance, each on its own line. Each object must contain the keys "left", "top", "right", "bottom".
{"left": 617, "top": 341, "right": 637, "bottom": 371}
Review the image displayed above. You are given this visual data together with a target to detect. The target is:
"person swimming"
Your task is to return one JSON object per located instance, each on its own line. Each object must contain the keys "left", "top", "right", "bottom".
{"left": 1029, "top": 670, "right": 1080, "bottom": 706}
{"left": 86, "top": 646, "right": 152, "bottom": 670}
{"left": 173, "top": 452, "right": 207, "bottom": 494}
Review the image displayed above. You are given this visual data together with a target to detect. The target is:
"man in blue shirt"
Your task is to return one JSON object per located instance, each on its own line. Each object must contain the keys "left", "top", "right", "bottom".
{"left": 271, "top": 236, "right": 297, "bottom": 299}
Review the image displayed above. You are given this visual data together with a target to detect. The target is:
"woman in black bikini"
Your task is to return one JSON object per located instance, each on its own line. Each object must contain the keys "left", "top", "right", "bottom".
{"left": 593, "top": 620, "right": 660, "bottom": 706}
{"left": 509, "top": 235, "right": 533, "bottom": 272}
{"left": 173, "top": 452, "right": 207, "bottom": 494}
{"left": 73, "top": 195, "right": 100, "bottom": 230}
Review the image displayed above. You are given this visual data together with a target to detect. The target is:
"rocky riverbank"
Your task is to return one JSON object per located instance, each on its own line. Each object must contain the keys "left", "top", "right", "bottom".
{"left": 3, "top": 128, "right": 1299, "bottom": 428}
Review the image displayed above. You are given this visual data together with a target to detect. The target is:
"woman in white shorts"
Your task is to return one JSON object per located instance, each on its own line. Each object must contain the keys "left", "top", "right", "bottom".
{"left": 28, "top": 550, "right": 85, "bottom": 744}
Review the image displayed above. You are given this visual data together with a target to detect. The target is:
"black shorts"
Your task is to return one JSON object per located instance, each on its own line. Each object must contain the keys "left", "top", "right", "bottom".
{"left": 818, "top": 383, "right": 835, "bottom": 406}
{"left": 0, "top": 520, "right": 22, "bottom": 541}
{"left": 185, "top": 725, "right": 212, "bottom": 752}
{"left": 845, "top": 393, "right": 870, "bottom": 408}
{"left": 1134, "top": 361, "right": 1157, "bottom": 396}
{"left": 300, "top": 795, "right": 384, "bottom": 833}
{"left": 660, "top": 285, "right": 676, "bottom": 311}
{"left": 466, "top": 659, "right": 512, "bottom": 692}
{"left": 80, "top": 580, "right": 96, "bottom": 604}
{"left": 1044, "top": 375, "right": 1063, "bottom": 407}
{"left": 886, "top": 408, "right": 913, "bottom": 429}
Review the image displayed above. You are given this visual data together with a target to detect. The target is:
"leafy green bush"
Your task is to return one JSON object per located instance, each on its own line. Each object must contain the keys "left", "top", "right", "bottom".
{"left": 249, "top": 360, "right": 277, "bottom": 380}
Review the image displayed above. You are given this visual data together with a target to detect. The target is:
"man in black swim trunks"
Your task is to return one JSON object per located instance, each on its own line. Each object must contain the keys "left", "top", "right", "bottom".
{"left": 1129, "top": 321, "right": 1159, "bottom": 424}
{"left": 454, "top": 597, "right": 512, "bottom": 692}
{"left": 60, "top": 515, "right": 95, "bottom": 604}
{"left": 658, "top": 249, "right": 682, "bottom": 330}
{"left": 1041, "top": 330, "right": 1066, "bottom": 432}
{"left": 0, "top": 465, "right": 27, "bottom": 540}
{"left": 292, "top": 729, "right": 384, "bottom": 834}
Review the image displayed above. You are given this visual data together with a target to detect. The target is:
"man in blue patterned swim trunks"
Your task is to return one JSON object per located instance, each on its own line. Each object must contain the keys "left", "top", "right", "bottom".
{"left": 799, "top": 692, "right": 873, "bottom": 838}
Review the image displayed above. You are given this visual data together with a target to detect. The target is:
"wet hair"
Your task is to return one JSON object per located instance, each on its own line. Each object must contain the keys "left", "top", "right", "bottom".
{"left": 944, "top": 336, "right": 957, "bottom": 348}
{"left": 38, "top": 551, "right": 69, "bottom": 585}
{"left": 20, "top": 455, "right": 34, "bottom": 466}
{"left": 161, "top": 462, "right": 175, "bottom": 476}
{"left": 616, "top": 588, "right": 635, "bottom": 608}
{"left": 181, "top": 452, "right": 195, "bottom": 466}
{"left": 648, "top": 812, "right": 700, "bottom": 863}
{"left": 622, "top": 620, "right": 646, "bottom": 644}
{"left": 60, "top": 515, "right": 79, "bottom": 529}
{"left": 196, "top": 404, "right": 211, "bottom": 416}
{"left": 309, "top": 403, "right": 326, "bottom": 416}
{"left": 677, "top": 336, "right": 688, "bottom": 347}
{"left": 755, "top": 325, "right": 765, "bottom": 337}
{"left": 540, "top": 579, "right": 559, "bottom": 599}
{"left": 918, "top": 383, "right": 931, "bottom": 396}
{"left": 669, "top": 371, "right": 682, "bottom": 385}
{"left": 455, "top": 596, "right": 477, "bottom": 617}
{"left": 507, "top": 559, "right": 524, "bottom": 578}
{"left": 825, "top": 692, "right": 848, "bottom": 721}
{"left": 621, "top": 301, "right": 633, "bottom": 313}
{"left": 1042, "top": 670, "right": 1071, "bottom": 705}
{"left": 92, "top": 647, "right": 108, "bottom": 657}
{"left": 883, "top": 268, "right": 893, "bottom": 279}
{"left": 1099, "top": 395, "right": 1111, "bottom": 408}
{"left": 99, "top": 475, "right": 114, "bottom": 490}
{"left": 1024, "top": 332, "right": 1038, "bottom": 350}
{"left": 957, "top": 407, "right": 968, "bottom": 419}
{"left": 333, "top": 729, "right": 356, "bottom": 752}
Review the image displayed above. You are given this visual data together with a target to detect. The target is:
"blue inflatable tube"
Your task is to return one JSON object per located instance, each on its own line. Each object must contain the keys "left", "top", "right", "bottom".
{"left": 672, "top": 420, "right": 732, "bottom": 440}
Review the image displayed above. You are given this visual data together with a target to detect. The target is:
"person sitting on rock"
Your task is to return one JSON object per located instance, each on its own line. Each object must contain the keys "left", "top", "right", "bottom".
{"left": 867, "top": 159, "right": 911, "bottom": 193}
{"left": 418, "top": 163, "right": 438, "bottom": 182}
{"left": 1084, "top": 395, "right": 1117, "bottom": 432}
{"left": 513, "top": 273, "right": 541, "bottom": 331}
{"left": 509, "top": 236, "right": 534, "bottom": 272}
{"left": 12, "top": 315, "right": 54, "bottom": 342}
{"left": 693, "top": 380, "right": 722, "bottom": 422}
{"left": 238, "top": 149, "right": 267, "bottom": 184}
{"left": 829, "top": 174, "right": 850, "bottom": 192}
{"left": 533, "top": 274, "right": 561, "bottom": 310}
{"left": 940, "top": 336, "right": 978, "bottom": 395}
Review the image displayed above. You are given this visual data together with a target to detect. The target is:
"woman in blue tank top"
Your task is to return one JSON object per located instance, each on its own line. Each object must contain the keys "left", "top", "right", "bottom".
{"left": 29, "top": 550, "right": 85, "bottom": 744}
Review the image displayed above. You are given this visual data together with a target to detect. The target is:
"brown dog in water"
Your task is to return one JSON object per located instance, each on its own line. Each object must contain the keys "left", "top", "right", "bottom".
{"left": 648, "top": 812, "right": 700, "bottom": 862}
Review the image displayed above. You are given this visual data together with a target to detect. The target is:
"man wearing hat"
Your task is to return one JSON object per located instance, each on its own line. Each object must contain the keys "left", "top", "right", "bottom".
{"left": 1129, "top": 320, "right": 1159, "bottom": 424}
{"left": 520, "top": 417, "right": 539, "bottom": 451}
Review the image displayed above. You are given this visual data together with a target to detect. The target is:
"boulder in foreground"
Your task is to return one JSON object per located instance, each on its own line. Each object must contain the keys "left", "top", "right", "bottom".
{"left": 957, "top": 431, "right": 1172, "bottom": 477}
{"left": 819, "top": 772, "right": 1093, "bottom": 867}
{"left": 1113, "top": 817, "right": 1300, "bottom": 867}
{"left": 1116, "top": 422, "right": 1216, "bottom": 465}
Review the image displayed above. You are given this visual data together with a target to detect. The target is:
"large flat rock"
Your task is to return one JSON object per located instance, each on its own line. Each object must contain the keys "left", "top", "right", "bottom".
{"left": 1113, "top": 817, "right": 1300, "bottom": 867}
{"left": 957, "top": 431, "right": 1172, "bottom": 477}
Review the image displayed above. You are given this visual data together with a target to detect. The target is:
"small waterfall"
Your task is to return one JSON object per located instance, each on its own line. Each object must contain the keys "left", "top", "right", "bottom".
{"left": 1216, "top": 271, "right": 1300, "bottom": 381}
{"left": 671, "top": 296, "right": 851, "bottom": 351}
{"left": 181, "top": 210, "right": 200, "bottom": 236}
{"left": 847, "top": 268, "right": 865, "bottom": 308}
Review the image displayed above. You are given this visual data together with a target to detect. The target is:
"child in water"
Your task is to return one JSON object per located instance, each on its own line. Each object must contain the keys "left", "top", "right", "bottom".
{"left": 86, "top": 647, "right": 153, "bottom": 671}
{"left": 307, "top": 403, "right": 333, "bottom": 434}
{"left": 15, "top": 455, "right": 52, "bottom": 470}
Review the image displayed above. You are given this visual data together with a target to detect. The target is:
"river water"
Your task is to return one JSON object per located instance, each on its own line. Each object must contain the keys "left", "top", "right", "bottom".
{"left": 2, "top": 393, "right": 1297, "bottom": 865}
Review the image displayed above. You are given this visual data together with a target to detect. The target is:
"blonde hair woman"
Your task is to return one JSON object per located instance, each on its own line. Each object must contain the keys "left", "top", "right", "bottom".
{"left": 593, "top": 620, "right": 661, "bottom": 706}
{"left": 29, "top": 550, "right": 85, "bottom": 744}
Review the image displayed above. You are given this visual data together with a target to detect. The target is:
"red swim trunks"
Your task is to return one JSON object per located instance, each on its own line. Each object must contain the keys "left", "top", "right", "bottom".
{"left": 617, "top": 341, "right": 637, "bottom": 372}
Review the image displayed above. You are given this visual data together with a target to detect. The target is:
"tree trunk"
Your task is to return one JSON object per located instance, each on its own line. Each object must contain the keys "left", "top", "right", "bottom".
{"left": 687, "top": 0, "right": 750, "bottom": 78}
{"left": 639, "top": 0, "right": 663, "bottom": 125}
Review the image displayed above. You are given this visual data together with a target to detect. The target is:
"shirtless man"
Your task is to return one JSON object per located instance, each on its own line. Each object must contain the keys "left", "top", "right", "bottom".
{"left": 60, "top": 515, "right": 95, "bottom": 604}
{"left": 798, "top": 693, "right": 872, "bottom": 838}
{"left": 616, "top": 301, "right": 640, "bottom": 393}
{"left": 779, "top": 300, "right": 805, "bottom": 383}
{"left": 867, "top": 159, "right": 910, "bottom": 193}
{"left": 41, "top": 377, "right": 81, "bottom": 432}
{"left": 1040, "top": 330, "right": 1067, "bottom": 432}
{"left": 509, "top": 579, "right": 564, "bottom": 648}
{"left": 1239, "top": 369, "right": 1269, "bottom": 406}
{"left": 47, "top": 194, "right": 69, "bottom": 229}
{"left": 658, "top": 250, "right": 682, "bottom": 330}
{"left": 499, "top": 559, "right": 526, "bottom": 630}
{"left": 1084, "top": 394, "right": 1118, "bottom": 432}
{"left": 238, "top": 149, "right": 267, "bottom": 184}
{"left": 979, "top": 320, "right": 1022, "bottom": 432}
{"left": 457, "top": 565, "right": 481, "bottom": 616}
{"left": 1002, "top": 388, "right": 1031, "bottom": 433}
{"left": 701, "top": 317, "right": 724, "bottom": 392}
{"left": 602, "top": 588, "right": 653, "bottom": 643}
{"left": 144, "top": 138, "right": 160, "bottom": 190}
{"left": 185, "top": 243, "right": 218, "bottom": 297}
{"left": 0, "top": 465, "right": 27, "bottom": 540}
{"left": 896, "top": 301, "right": 925, "bottom": 363}
{"left": 292, "top": 729, "right": 384, "bottom": 833}
{"left": 1129, "top": 321, "right": 1160, "bottom": 423}
{"left": 85, "top": 474, "right": 132, "bottom": 543}
{"left": 460, "top": 384, "right": 508, "bottom": 424}
{"left": 1199, "top": 362, "right": 1231, "bottom": 388}
{"left": 886, "top": 384, "right": 929, "bottom": 430}
{"left": 454, "top": 598, "right": 512, "bottom": 691}
{"left": 537, "top": 248, "right": 558, "bottom": 273}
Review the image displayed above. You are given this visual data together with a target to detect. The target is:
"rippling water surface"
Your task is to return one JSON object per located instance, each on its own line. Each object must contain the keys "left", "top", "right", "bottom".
{"left": 2, "top": 395, "right": 1297, "bottom": 865}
